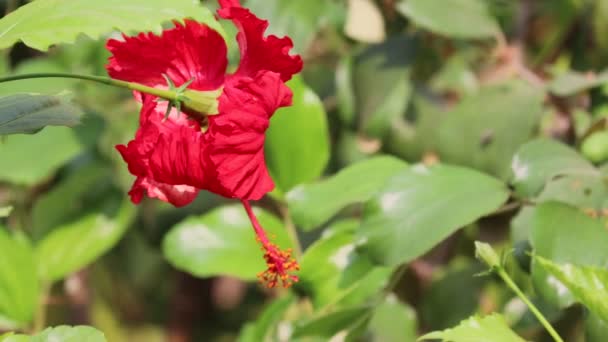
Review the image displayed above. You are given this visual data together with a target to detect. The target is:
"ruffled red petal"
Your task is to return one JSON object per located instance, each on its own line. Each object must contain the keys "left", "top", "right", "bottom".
{"left": 204, "top": 71, "right": 292, "bottom": 200}
{"left": 107, "top": 19, "right": 227, "bottom": 91}
{"left": 116, "top": 95, "right": 204, "bottom": 207}
{"left": 218, "top": 0, "right": 303, "bottom": 82}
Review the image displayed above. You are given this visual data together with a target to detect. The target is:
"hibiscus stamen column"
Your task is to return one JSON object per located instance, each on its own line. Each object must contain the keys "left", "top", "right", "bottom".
{"left": 241, "top": 200, "right": 299, "bottom": 288}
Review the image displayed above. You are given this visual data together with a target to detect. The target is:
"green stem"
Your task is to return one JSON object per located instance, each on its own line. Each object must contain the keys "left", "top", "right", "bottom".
{"left": 0, "top": 73, "right": 178, "bottom": 101}
{"left": 32, "top": 282, "right": 51, "bottom": 333}
{"left": 277, "top": 204, "right": 302, "bottom": 259}
{"left": 496, "top": 268, "right": 564, "bottom": 342}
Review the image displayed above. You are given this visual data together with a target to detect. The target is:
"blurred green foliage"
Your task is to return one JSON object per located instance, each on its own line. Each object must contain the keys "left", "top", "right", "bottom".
{"left": 1, "top": 0, "right": 608, "bottom": 341}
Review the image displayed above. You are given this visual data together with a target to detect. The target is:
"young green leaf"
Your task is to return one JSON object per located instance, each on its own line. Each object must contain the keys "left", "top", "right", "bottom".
{"left": 419, "top": 313, "right": 526, "bottom": 342}
{"left": 0, "top": 0, "right": 225, "bottom": 51}
{"left": 358, "top": 164, "right": 509, "bottom": 267}
{"left": 6, "top": 325, "right": 106, "bottom": 342}
{"left": 536, "top": 257, "right": 608, "bottom": 323}
{"left": 163, "top": 204, "right": 292, "bottom": 280}
{"left": 0, "top": 94, "right": 82, "bottom": 136}
{"left": 287, "top": 156, "right": 408, "bottom": 230}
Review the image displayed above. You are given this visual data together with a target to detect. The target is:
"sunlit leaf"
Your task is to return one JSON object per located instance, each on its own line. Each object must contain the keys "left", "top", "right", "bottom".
{"left": 419, "top": 313, "right": 526, "bottom": 342}
{"left": 163, "top": 204, "right": 292, "bottom": 280}
{"left": 36, "top": 201, "right": 135, "bottom": 282}
{"left": 0, "top": 229, "right": 38, "bottom": 326}
{"left": 536, "top": 257, "right": 608, "bottom": 323}
{"left": 287, "top": 156, "right": 407, "bottom": 231}
{"left": 358, "top": 164, "right": 509, "bottom": 266}
{"left": 0, "top": 0, "right": 224, "bottom": 51}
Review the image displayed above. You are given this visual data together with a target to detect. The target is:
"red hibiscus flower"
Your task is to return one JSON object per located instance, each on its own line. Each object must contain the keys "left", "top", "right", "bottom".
{"left": 106, "top": 0, "right": 302, "bottom": 287}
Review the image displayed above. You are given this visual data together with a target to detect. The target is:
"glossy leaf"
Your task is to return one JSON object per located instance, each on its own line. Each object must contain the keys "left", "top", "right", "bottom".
{"left": 358, "top": 164, "right": 509, "bottom": 266}
{"left": 536, "top": 257, "right": 608, "bottom": 323}
{"left": 0, "top": 93, "right": 82, "bottom": 135}
{"left": 35, "top": 201, "right": 135, "bottom": 282}
{"left": 419, "top": 313, "right": 526, "bottom": 342}
{"left": 291, "top": 307, "right": 370, "bottom": 339}
{"left": 511, "top": 139, "right": 598, "bottom": 197}
{"left": 287, "top": 156, "right": 408, "bottom": 230}
{"left": 0, "top": 126, "right": 83, "bottom": 185}
{"left": 0, "top": 0, "right": 224, "bottom": 51}
{"left": 396, "top": 0, "right": 499, "bottom": 39}
{"left": 0, "top": 229, "right": 38, "bottom": 326}
{"left": 530, "top": 202, "right": 608, "bottom": 307}
{"left": 265, "top": 76, "right": 330, "bottom": 192}
{"left": 163, "top": 204, "right": 292, "bottom": 280}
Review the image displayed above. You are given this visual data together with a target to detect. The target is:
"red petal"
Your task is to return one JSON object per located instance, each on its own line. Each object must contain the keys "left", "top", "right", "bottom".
{"left": 116, "top": 95, "right": 204, "bottom": 207}
{"left": 205, "top": 71, "right": 292, "bottom": 199}
{"left": 106, "top": 19, "right": 227, "bottom": 90}
{"left": 218, "top": 2, "right": 303, "bottom": 82}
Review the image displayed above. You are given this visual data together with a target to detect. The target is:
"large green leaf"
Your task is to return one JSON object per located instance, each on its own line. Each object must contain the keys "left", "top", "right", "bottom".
{"left": 35, "top": 201, "right": 135, "bottom": 282}
{"left": 435, "top": 81, "right": 544, "bottom": 180}
{"left": 298, "top": 220, "right": 391, "bottom": 309}
{"left": 0, "top": 94, "right": 82, "bottom": 135}
{"left": 357, "top": 164, "right": 509, "bottom": 267}
{"left": 265, "top": 76, "right": 330, "bottom": 193}
{"left": 396, "top": 0, "right": 499, "bottom": 39}
{"left": 419, "top": 313, "right": 526, "bottom": 342}
{"left": 536, "top": 257, "right": 608, "bottom": 323}
{"left": 287, "top": 156, "right": 408, "bottom": 231}
{"left": 0, "top": 229, "right": 38, "bottom": 326}
{"left": 530, "top": 202, "right": 608, "bottom": 307}
{"left": 511, "top": 139, "right": 598, "bottom": 197}
{"left": 163, "top": 204, "right": 292, "bottom": 280}
{"left": 0, "top": 126, "right": 83, "bottom": 185}
{"left": 292, "top": 307, "right": 370, "bottom": 339}
{"left": 0, "top": 0, "right": 224, "bottom": 51}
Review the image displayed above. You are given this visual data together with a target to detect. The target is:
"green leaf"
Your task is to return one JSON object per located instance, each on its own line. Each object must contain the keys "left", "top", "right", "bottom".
{"left": 0, "top": 332, "right": 30, "bottom": 342}
{"left": 0, "top": 228, "right": 38, "bottom": 325}
{"left": 163, "top": 204, "right": 292, "bottom": 280}
{"left": 287, "top": 156, "right": 407, "bottom": 231}
{"left": 358, "top": 164, "right": 509, "bottom": 267}
{"left": 292, "top": 307, "right": 370, "bottom": 339}
{"left": 238, "top": 294, "right": 295, "bottom": 342}
{"left": 511, "top": 139, "right": 598, "bottom": 197}
{"left": 298, "top": 220, "right": 391, "bottom": 309}
{"left": 0, "top": 126, "right": 83, "bottom": 185}
{"left": 35, "top": 201, "right": 135, "bottom": 282}
{"left": 366, "top": 295, "right": 417, "bottom": 342}
{"left": 396, "top": 0, "right": 499, "bottom": 39}
{"left": 419, "top": 313, "right": 526, "bottom": 342}
{"left": 536, "top": 257, "right": 608, "bottom": 323}
{"left": 353, "top": 36, "right": 415, "bottom": 138}
{"left": 265, "top": 76, "right": 330, "bottom": 192}
{"left": 0, "top": 94, "right": 82, "bottom": 135}
{"left": 0, "top": 206, "right": 12, "bottom": 218}
{"left": 530, "top": 202, "right": 608, "bottom": 307}
{"left": 32, "top": 325, "right": 105, "bottom": 342}
{"left": 582, "top": 131, "right": 608, "bottom": 163}
{"left": 0, "top": 0, "right": 224, "bottom": 51}
{"left": 436, "top": 81, "right": 544, "bottom": 180}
